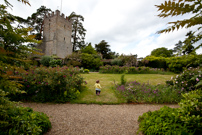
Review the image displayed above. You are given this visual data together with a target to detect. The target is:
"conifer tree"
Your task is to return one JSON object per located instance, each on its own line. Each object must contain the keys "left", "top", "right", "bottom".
{"left": 68, "top": 12, "right": 86, "bottom": 52}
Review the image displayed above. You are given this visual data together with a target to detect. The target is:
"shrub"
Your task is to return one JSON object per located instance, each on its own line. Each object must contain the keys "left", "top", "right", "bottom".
{"left": 120, "top": 74, "right": 126, "bottom": 85}
{"left": 49, "top": 59, "right": 62, "bottom": 67}
{"left": 111, "top": 58, "right": 123, "bottom": 66}
{"left": 143, "top": 56, "right": 168, "bottom": 69}
{"left": 143, "top": 55, "right": 202, "bottom": 73}
{"left": 99, "top": 65, "right": 172, "bottom": 74}
{"left": 0, "top": 101, "right": 51, "bottom": 135}
{"left": 84, "top": 69, "right": 90, "bottom": 73}
{"left": 119, "top": 54, "right": 137, "bottom": 67}
{"left": 116, "top": 81, "right": 182, "bottom": 103}
{"left": 64, "top": 52, "right": 82, "bottom": 67}
{"left": 138, "top": 106, "right": 188, "bottom": 135}
{"left": 40, "top": 56, "right": 53, "bottom": 67}
{"left": 166, "top": 67, "right": 202, "bottom": 92}
{"left": 81, "top": 53, "right": 103, "bottom": 70}
{"left": 166, "top": 54, "right": 202, "bottom": 73}
{"left": 138, "top": 89, "right": 202, "bottom": 135}
{"left": 9, "top": 66, "right": 85, "bottom": 103}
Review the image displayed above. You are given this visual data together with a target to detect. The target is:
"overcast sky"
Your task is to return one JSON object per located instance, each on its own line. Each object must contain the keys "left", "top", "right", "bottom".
{"left": 3, "top": 0, "right": 201, "bottom": 57}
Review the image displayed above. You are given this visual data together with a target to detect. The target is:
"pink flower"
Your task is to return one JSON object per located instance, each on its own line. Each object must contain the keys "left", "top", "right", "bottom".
{"left": 181, "top": 81, "right": 184, "bottom": 83}
{"left": 64, "top": 75, "right": 66, "bottom": 78}
{"left": 27, "top": 85, "right": 30, "bottom": 87}
{"left": 38, "top": 82, "right": 41, "bottom": 84}
{"left": 196, "top": 78, "right": 200, "bottom": 82}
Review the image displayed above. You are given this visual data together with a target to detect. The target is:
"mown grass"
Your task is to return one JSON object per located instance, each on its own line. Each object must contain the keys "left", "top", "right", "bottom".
{"left": 71, "top": 73, "right": 175, "bottom": 104}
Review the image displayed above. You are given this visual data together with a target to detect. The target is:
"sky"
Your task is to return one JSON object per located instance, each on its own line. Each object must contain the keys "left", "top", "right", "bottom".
{"left": 3, "top": 0, "right": 201, "bottom": 58}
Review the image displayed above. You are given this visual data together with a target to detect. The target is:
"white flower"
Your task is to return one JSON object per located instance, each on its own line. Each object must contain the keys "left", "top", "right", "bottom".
{"left": 176, "top": 75, "right": 179, "bottom": 78}
{"left": 171, "top": 76, "right": 173, "bottom": 80}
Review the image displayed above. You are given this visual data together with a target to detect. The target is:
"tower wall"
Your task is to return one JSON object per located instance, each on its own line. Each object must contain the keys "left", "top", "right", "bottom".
{"left": 40, "top": 10, "right": 72, "bottom": 59}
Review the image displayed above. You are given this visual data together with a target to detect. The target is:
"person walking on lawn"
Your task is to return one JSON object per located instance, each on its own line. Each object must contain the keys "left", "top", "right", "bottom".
{"left": 94, "top": 80, "right": 102, "bottom": 96}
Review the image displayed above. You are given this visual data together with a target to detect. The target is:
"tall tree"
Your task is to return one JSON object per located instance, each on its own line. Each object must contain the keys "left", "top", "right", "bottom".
{"left": 68, "top": 12, "right": 86, "bottom": 52}
{"left": 95, "top": 40, "right": 112, "bottom": 59}
{"left": 182, "top": 31, "right": 195, "bottom": 55}
{"left": 173, "top": 40, "right": 183, "bottom": 56}
{"left": 151, "top": 47, "right": 173, "bottom": 57}
{"left": 26, "top": 6, "right": 52, "bottom": 41}
{"left": 156, "top": 0, "right": 202, "bottom": 51}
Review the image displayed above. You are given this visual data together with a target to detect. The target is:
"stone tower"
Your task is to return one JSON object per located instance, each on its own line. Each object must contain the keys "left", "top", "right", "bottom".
{"left": 38, "top": 10, "right": 72, "bottom": 59}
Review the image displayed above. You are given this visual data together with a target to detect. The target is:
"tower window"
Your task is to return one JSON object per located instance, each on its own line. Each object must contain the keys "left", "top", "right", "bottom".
{"left": 64, "top": 25, "right": 65, "bottom": 28}
{"left": 64, "top": 37, "right": 65, "bottom": 41}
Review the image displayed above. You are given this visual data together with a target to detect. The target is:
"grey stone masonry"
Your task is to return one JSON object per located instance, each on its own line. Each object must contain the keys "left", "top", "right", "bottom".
{"left": 38, "top": 10, "right": 72, "bottom": 59}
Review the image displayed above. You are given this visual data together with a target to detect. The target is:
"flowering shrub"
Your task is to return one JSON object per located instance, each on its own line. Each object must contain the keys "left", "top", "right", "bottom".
{"left": 99, "top": 65, "right": 171, "bottom": 74}
{"left": 166, "top": 67, "right": 202, "bottom": 92}
{"left": 10, "top": 66, "right": 85, "bottom": 103}
{"left": 116, "top": 81, "right": 181, "bottom": 103}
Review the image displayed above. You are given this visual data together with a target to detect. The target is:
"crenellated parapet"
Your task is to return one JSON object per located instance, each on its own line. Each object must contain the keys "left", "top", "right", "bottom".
{"left": 45, "top": 10, "right": 70, "bottom": 21}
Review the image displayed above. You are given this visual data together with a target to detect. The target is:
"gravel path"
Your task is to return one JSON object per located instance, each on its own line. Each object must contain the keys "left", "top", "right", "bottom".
{"left": 21, "top": 103, "right": 179, "bottom": 135}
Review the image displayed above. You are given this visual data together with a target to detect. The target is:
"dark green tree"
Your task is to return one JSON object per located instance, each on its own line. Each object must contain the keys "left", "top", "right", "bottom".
{"left": 156, "top": 0, "right": 202, "bottom": 51}
{"left": 182, "top": 31, "right": 195, "bottom": 55}
{"left": 95, "top": 40, "right": 112, "bottom": 59}
{"left": 26, "top": 6, "right": 52, "bottom": 41}
{"left": 68, "top": 12, "right": 86, "bottom": 52}
{"left": 151, "top": 47, "right": 173, "bottom": 57}
{"left": 173, "top": 40, "right": 183, "bottom": 56}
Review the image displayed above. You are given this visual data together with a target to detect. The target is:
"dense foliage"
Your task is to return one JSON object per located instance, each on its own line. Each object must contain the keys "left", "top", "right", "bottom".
{"left": 99, "top": 65, "right": 171, "bottom": 74}
{"left": 81, "top": 53, "right": 103, "bottom": 70}
{"left": 143, "top": 54, "right": 202, "bottom": 73}
{"left": 143, "top": 56, "right": 167, "bottom": 69}
{"left": 0, "top": 102, "right": 51, "bottom": 135}
{"left": 40, "top": 55, "right": 53, "bottom": 67}
{"left": 138, "top": 89, "right": 202, "bottom": 135}
{"left": 9, "top": 66, "right": 85, "bottom": 103}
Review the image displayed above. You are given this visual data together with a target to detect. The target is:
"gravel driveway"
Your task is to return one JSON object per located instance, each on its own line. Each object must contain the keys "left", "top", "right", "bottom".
{"left": 22, "top": 103, "right": 179, "bottom": 135}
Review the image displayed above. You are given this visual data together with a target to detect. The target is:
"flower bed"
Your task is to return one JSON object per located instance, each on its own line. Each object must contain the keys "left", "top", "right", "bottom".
{"left": 116, "top": 81, "right": 182, "bottom": 103}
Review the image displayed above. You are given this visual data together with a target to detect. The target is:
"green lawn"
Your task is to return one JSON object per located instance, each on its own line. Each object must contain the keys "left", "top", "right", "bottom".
{"left": 71, "top": 73, "right": 175, "bottom": 104}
